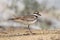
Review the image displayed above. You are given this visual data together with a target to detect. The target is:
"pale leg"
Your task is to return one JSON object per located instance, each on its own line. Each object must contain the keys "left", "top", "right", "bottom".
{"left": 28, "top": 25, "right": 32, "bottom": 34}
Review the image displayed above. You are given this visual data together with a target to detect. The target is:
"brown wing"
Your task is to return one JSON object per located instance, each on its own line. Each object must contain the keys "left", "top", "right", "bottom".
{"left": 21, "top": 15, "right": 37, "bottom": 21}
{"left": 9, "top": 15, "right": 37, "bottom": 21}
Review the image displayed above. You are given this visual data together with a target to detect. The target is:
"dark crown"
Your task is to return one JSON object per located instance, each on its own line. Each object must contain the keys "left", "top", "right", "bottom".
{"left": 34, "top": 11, "right": 41, "bottom": 16}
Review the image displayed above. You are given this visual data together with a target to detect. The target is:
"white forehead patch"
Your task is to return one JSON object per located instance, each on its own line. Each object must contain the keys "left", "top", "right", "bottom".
{"left": 35, "top": 12, "right": 38, "bottom": 13}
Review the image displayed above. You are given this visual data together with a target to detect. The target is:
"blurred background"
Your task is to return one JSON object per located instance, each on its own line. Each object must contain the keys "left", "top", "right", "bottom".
{"left": 0, "top": 0, "right": 60, "bottom": 30}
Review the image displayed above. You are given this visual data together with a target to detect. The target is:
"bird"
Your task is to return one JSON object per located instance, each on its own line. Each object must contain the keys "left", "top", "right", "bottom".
{"left": 9, "top": 11, "right": 41, "bottom": 34}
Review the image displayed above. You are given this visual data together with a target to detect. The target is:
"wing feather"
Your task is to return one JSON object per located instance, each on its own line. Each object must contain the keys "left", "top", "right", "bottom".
{"left": 9, "top": 15, "right": 37, "bottom": 21}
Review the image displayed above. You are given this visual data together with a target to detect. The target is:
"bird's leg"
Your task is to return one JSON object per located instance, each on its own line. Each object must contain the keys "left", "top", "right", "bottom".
{"left": 28, "top": 25, "right": 32, "bottom": 34}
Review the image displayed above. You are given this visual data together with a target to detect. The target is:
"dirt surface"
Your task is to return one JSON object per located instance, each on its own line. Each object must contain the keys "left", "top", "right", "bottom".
{"left": 0, "top": 27, "right": 60, "bottom": 40}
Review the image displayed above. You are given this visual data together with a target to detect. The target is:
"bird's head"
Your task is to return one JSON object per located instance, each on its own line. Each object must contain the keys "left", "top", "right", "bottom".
{"left": 33, "top": 11, "right": 41, "bottom": 17}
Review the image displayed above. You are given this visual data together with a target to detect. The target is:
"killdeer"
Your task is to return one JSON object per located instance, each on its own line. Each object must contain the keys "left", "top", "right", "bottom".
{"left": 9, "top": 11, "right": 41, "bottom": 34}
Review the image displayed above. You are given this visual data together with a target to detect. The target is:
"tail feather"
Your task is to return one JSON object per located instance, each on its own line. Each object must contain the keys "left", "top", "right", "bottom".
{"left": 8, "top": 17, "right": 20, "bottom": 20}
{"left": 8, "top": 18, "right": 15, "bottom": 20}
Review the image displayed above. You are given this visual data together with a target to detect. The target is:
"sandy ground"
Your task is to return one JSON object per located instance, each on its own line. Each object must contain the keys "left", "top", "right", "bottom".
{"left": 0, "top": 27, "right": 60, "bottom": 40}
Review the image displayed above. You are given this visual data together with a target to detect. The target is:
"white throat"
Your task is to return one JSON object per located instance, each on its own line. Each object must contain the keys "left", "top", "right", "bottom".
{"left": 33, "top": 14, "right": 38, "bottom": 16}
